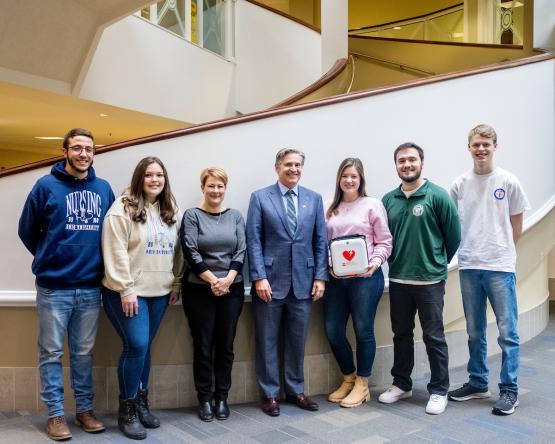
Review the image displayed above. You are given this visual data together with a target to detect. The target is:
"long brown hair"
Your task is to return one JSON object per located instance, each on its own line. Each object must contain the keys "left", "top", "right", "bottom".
{"left": 326, "top": 158, "right": 367, "bottom": 219}
{"left": 123, "top": 156, "right": 177, "bottom": 225}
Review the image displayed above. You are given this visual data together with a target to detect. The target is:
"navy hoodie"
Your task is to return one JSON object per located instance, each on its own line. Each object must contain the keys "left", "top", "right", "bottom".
{"left": 18, "top": 161, "right": 115, "bottom": 289}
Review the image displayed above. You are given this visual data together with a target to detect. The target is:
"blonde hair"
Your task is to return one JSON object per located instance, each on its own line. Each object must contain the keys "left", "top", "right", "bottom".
{"left": 200, "top": 167, "right": 228, "bottom": 187}
{"left": 468, "top": 124, "right": 497, "bottom": 144}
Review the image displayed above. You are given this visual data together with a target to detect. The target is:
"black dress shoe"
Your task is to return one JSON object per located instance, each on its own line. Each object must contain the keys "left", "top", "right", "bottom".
{"left": 285, "top": 393, "right": 319, "bottom": 411}
{"left": 261, "top": 397, "right": 280, "bottom": 416}
{"left": 198, "top": 401, "right": 214, "bottom": 422}
{"left": 214, "top": 399, "right": 230, "bottom": 420}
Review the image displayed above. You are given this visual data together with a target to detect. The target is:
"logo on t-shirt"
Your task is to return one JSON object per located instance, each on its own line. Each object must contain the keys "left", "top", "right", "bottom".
{"left": 412, "top": 204, "right": 424, "bottom": 216}
{"left": 493, "top": 188, "right": 506, "bottom": 200}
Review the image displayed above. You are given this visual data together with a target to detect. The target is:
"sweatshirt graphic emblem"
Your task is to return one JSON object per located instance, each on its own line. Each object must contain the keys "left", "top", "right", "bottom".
{"left": 145, "top": 216, "right": 175, "bottom": 255}
{"left": 65, "top": 190, "right": 102, "bottom": 231}
{"left": 412, "top": 204, "right": 424, "bottom": 217}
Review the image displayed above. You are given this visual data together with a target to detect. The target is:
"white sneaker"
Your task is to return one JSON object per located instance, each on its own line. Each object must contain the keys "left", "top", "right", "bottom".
{"left": 426, "top": 394, "right": 448, "bottom": 415}
{"left": 378, "top": 385, "right": 412, "bottom": 404}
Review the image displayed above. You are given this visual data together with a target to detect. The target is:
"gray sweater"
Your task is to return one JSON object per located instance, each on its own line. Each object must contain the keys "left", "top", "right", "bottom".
{"left": 181, "top": 208, "right": 246, "bottom": 285}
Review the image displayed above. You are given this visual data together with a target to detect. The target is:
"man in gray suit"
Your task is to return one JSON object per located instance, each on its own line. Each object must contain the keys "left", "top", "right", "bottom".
{"left": 246, "top": 148, "right": 328, "bottom": 416}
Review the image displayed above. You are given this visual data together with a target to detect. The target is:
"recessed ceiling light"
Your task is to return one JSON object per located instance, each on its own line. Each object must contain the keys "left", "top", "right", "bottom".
{"left": 34, "top": 136, "right": 63, "bottom": 140}
{"left": 393, "top": 27, "right": 402, "bottom": 30}
{"left": 99, "top": 113, "right": 109, "bottom": 117}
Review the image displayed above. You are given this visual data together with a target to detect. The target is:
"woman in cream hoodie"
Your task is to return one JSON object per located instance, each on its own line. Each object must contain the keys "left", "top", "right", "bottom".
{"left": 102, "top": 156, "right": 183, "bottom": 440}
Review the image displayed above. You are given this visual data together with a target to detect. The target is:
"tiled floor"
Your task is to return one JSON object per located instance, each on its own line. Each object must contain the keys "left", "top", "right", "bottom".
{"left": 1, "top": 310, "right": 554, "bottom": 443}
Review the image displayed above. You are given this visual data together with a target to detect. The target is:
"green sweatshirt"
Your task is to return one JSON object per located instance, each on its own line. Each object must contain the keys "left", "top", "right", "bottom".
{"left": 382, "top": 180, "right": 460, "bottom": 281}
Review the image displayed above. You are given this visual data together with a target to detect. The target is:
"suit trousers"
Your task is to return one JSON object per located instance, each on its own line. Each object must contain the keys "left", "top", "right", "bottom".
{"left": 182, "top": 281, "right": 244, "bottom": 403}
{"left": 389, "top": 281, "right": 449, "bottom": 395}
{"left": 253, "top": 290, "right": 312, "bottom": 398}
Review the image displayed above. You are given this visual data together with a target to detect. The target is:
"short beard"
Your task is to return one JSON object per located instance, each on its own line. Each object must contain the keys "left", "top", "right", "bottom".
{"left": 399, "top": 169, "right": 421, "bottom": 183}
{"left": 66, "top": 154, "right": 92, "bottom": 174}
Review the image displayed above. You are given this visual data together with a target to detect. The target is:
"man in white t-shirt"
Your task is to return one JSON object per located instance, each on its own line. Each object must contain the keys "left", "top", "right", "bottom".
{"left": 448, "top": 124, "right": 530, "bottom": 416}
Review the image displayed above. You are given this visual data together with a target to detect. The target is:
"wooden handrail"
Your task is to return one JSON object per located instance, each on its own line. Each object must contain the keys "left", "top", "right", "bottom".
{"left": 350, "top": 35, "right": 524, "bottom": 50}
{"left": 246, "top": 0, "right": 320, "bottom": 34}
{"left": 271, "top": 58, "right": 348, "bottom": 108}
{"left": 349, "top": 52, "right": 435, "bottom": 76}
{"left": 1, "top": 50, "right": 552, "bottom": 179}
{"left": 348, "top": 3, "right": 464, "bottom": 33}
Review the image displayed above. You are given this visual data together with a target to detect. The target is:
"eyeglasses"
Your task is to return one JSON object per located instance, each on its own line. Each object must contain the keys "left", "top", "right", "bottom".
{"left": 68, "top": 145, "right": 95, "bottom": 154}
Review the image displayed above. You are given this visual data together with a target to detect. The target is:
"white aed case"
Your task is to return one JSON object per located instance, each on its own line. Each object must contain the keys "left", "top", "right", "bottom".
{"left": 329, "top": 235, "right": 369, "bottom": 277}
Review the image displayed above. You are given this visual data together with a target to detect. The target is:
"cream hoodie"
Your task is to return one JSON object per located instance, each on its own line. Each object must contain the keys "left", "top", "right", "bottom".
{"left": 102, "top": 195, "right": 184, "bottom": 297}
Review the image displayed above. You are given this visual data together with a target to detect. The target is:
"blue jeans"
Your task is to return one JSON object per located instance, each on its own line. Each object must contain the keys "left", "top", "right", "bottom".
{"left": 36, "top": 285, "right": 101, "bottom": 418}
{"left": 324, "top": 269, "right": 384, "bottom": 377}
{"left": 459, "top": 269, "right": 519, "bottom": 394}
{"left": 102, "top": 288, "right": 169, "bottom": 399}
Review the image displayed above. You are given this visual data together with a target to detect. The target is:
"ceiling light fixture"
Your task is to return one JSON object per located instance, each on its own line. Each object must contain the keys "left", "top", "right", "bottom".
{"left": 99, "top": 113, "right": 109, "bottom": 117}
{"left": 393, "top": 26, "right": 402, "bottom": 30}
{"left": 34, "top": 136, "right": 63, "bottom": 140}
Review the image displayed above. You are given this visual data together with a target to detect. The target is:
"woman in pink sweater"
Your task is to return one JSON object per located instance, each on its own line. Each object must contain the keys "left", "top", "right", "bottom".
{"left": 325, "top": 158, "right": 392, "bottom": 408}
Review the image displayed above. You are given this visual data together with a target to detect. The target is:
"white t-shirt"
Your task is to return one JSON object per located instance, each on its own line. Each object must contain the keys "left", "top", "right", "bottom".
{"left": 450, "top": 167, "right": 530, "bottom": 273}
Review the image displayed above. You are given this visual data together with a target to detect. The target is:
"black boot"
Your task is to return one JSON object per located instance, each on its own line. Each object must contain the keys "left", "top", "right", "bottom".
{"left": 198, "top": 401, "right": 214, "bottom": 422}
{"left": 214, "top": 399, "right": 230, "bottom": 420}
{"left": 136, "top": 389, "right": 160, "bottom": 428}
{"left": 118, "top": 397, "right": 147, "bottom": 440}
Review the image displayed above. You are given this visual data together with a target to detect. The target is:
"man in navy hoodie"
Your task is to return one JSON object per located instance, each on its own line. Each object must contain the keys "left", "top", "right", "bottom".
{"left": 19, "top": 128, "right": 114, "bottom": 441}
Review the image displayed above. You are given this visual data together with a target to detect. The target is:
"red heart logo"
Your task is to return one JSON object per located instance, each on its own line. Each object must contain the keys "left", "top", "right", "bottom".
{"left": 342, "top": 250, "right": 355, "bottom": 261}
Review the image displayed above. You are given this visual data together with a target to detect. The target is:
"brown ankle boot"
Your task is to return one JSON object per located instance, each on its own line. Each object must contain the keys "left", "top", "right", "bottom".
{"left": 46, "top": 415, "right": 72, "bottom": 441}
{"left": 328, "top": 373, "right": 356, "bottom": 403}
{"left": 75, "top": 410, "right": 105, "bottom": 432}
{"left": 340, "top": 375, "right": 370, "bottom": 408}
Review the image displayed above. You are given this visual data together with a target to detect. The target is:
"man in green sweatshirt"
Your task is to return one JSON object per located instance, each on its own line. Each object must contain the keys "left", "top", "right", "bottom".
{"left": 378, "top": 142, "right": 460, "bottom": 415}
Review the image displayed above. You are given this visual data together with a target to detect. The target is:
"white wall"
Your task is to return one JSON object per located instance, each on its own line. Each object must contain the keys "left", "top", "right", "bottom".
{"left": 78, "top": 16, "right": 236, "bottom": 124}
{"left": 321, "top": 0, "right": 348, "bottom": 73}
{"left": 234, "top": 0, "right": 322, "bottom": 113}
{"left": 534, "top": 0, "right": 555, "bottom": 50}
{"left": 1, "top": 59, "right": 553, "bottom": 293}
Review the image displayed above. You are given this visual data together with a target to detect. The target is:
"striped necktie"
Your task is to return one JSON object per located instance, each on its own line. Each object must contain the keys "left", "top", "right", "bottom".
{"left": 285, "top": 189, "right": 297, "bottom": 233}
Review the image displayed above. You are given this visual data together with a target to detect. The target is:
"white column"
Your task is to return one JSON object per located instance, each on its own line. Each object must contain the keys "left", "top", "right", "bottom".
{"left": 476, "top": 0, "right": 495, "bottom": 44}
{"left": 320, "top": 0, "right": 348, "bottom": 74}
{"left": 197, "top": 0, "right": 204, "bottom": 47}
{"left": 224, "top": 0, "right": 235, "bottom": 60}
{"left": 185, "top": 0, "right": 192, "bottom": 41}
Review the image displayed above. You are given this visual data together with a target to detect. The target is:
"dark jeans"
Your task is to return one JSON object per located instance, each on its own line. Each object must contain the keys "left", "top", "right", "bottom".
{"left": 324, "top": 269, "right": 384, "bottom": 377}
{"left": 102, "top": 288, "right": 169, "bottom": 399}
{"left": 389, "top": 281, "right": 449, "bottom": 395}
{"left": 182, "top": 281, "right": 244, "bottom": 403}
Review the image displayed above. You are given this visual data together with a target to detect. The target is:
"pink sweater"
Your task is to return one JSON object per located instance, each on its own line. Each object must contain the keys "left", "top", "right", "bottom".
{"left": 326, "top": 197, "right": 392, "bottom": 266}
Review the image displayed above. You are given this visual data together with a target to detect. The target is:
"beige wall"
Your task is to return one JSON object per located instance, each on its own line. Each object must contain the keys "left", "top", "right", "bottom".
{"left": 349, "top": 36, "right": 535, "bottom": 91}
{"left": 349, "top": 0, "right": 462, "bottom": 30}
{"left": 549, "top": 244, "right": 555, "bottom": 301}
{"left": 256, "top": 0, "right": 319, "bottom": 26}
{"left": 255, "top": 1, "right": 463, "bottom": 29}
